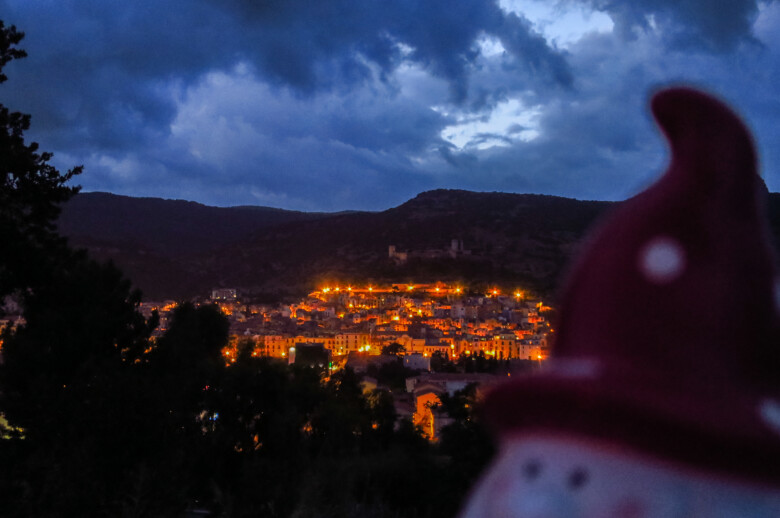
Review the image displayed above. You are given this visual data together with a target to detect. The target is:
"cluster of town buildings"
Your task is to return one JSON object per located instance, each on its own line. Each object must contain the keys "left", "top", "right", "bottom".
{"left": 141, "top": 284, "right": 552, "bottom": 364}
{"left": 2, "top": 284, "right": 554, "bottom": 439}
{"left": 139, "top": 284, "right": 554, "bottom": 439}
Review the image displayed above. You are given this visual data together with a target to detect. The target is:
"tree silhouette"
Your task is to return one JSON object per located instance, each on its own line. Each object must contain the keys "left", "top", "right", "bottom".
{"left": 381, "top": 342, "right": 406, "bottom": 355}
{"left": 0, "top": 22, "right": 82, "bottom": 304}
{"left": 0, "top": 23, "right": 170, "bottom": 515}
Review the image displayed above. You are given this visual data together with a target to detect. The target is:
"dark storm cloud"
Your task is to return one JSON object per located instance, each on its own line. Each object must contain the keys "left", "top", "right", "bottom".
{"left": 506, "top": 123, "right": 531, "bottom": 135}
{"left": 216, "top": 0, "right": 572, "bottom": 100}
{"left": 0, "top": 0, "right": 233, "bottom": 151}
{"left": 1, "top": 0, "right": 571, "bottom": 142}
{"left": 576, "top": 0, "right": 768, "bottom": 51}
{"left": 493, "top": 12, "right": 573, "bottom": 88}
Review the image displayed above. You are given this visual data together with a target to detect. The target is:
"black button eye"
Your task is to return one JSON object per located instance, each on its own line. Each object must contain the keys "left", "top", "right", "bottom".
{"left": 522, "top": 459, "right": 542, "bottom": 481}
{"left": 568, "top": 467, "right": 588, "bottom": 490}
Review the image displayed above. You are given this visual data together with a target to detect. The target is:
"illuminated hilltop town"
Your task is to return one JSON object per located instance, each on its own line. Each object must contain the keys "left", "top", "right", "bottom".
{"left": 2, "top": 283, "right": 553, "bottom": 440}
{"left": 173, "top": 284, "right": 550, "bottom": 364}
{"left": 132, "top": 283, "right": 553, "bottom": 439}
{"left": 3, "top": 283, "right": 551, "bottom": 368}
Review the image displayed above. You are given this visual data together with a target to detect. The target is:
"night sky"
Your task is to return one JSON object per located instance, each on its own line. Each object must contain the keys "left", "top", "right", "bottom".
{"left": 2, "top": 0, "right": 779, "bottom": 211}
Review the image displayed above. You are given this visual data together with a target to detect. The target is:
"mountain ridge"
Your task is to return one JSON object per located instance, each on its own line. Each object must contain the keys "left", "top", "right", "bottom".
{"left": 57, "top": 190, "right": 780, "bottom": 302}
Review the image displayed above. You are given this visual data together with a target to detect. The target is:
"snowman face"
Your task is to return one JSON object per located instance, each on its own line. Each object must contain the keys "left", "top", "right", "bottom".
{"left": 458, "top": 435, "right": 780, "bottom": 518}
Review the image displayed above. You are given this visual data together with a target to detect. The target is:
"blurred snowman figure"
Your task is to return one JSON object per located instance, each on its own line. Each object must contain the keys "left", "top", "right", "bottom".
{"left": 459, "top": 87, "right": 780, "bottom": 518}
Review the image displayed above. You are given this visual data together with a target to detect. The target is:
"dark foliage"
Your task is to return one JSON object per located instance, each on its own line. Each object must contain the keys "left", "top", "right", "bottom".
{"left": 0, "top": 21, "right": 81, "bottom": 304}
{"left": 456, "top": 351, "right": 502, "bottom": 373}
{"left": 381, "top": 341, "right": 406, "bottom": 355}
{"left": 437, "top": 383, "right": 496, "bottom": 484}
{"left": 431, "top": 350, "right": 457, "bottom": 372}
{"left": 366, "top": 355, "right": 416, "bottom": 391}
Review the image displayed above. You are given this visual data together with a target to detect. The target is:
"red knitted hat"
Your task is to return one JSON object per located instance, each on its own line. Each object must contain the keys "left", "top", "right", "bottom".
{"left": 484, "top": 87, "right": 780, "bottom": 486}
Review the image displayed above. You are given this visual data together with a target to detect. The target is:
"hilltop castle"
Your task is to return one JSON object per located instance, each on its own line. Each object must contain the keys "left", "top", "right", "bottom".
{"left": 388, "top": 239, "right": 470, "bottom": 264}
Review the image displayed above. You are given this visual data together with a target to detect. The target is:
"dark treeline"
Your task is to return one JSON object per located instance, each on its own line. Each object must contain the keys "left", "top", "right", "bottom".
{"left": 1, "top": 302, "right": 494, "bottom": 517}
{"left": 2, "top": 302, "right": 493, "bottom": 517}
{"left": 0, "top": 22, "right": 493, "bottom": 517}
